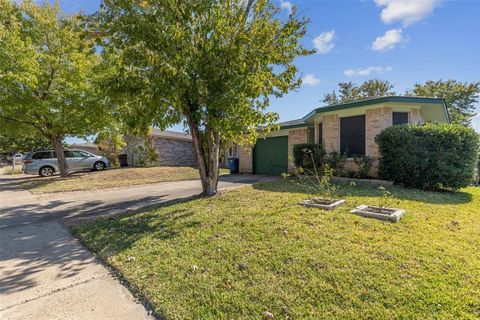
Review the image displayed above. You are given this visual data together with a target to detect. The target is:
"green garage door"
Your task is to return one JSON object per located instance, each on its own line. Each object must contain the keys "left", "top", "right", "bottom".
{"left": 253, "top": 136, "right": 288, "bottom": 175}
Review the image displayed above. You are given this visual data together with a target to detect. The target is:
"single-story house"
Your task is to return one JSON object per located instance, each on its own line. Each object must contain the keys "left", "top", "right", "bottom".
{"left": 238, "top": 96, "right": 450, "bottom": 177}
{"left": 125, "top": 129, "right": 196, "bottom": 166}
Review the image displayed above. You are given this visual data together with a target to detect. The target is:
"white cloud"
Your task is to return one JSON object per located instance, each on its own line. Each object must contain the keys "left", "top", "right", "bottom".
{"left": 344, "top": 66, "right": 393, "bottom": 77}
{"left": 280, "top": 1, "right": 293, "bottom": 14}
{"left": 375, "top": 0, "right": 441, "bottom": 26}
{"left": 313, "top": 30, "right": 335, "bottom": 54}
{"left": 371, "top": 29, "right": 405, "bottom": 51}
{"left": 302, "top": 74, "right": 322, "bottom": 86}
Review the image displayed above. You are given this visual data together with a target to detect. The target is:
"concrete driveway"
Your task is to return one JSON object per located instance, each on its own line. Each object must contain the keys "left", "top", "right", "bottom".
{"left": 0, "top": 174, "right": 276, "bottom": 319}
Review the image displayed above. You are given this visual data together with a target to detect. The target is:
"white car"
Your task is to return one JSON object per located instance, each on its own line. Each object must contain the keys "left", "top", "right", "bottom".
{"left": 22, "top": 149, "right": 110, "bottom": 177}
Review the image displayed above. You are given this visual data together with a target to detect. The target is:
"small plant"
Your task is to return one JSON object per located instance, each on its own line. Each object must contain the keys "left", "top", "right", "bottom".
{"left": 326, "top": 151, "right": 347, "bottom": 176}
{"left": 377, "top": 186, "right": 399, "bottom": 213}
{"left": 288, "top": 149, "right": 355, "bottom": 203}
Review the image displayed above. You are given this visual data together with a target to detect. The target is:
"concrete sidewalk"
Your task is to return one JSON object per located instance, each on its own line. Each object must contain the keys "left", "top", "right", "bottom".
{"left": 0, "top": 174, "right": 276, "bottom": 319}
{"left": 0, "top": 176, "right": 152, "bottom": 320}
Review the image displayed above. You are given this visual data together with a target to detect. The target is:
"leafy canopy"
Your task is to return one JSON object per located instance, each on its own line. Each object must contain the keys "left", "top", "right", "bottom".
{"left": 97, "top": 0, "right": 313, "bottom": 145}
{"left": 406, "top": 80, "right": 480, "bottom": 126}
{"left": 0, "top": 0, "right": 108, "bottom": 142}
{"left": 322, "top": 79, "right": 396, "bottom": 105}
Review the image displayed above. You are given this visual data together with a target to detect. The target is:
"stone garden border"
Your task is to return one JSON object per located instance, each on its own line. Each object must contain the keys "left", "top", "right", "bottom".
{"left": 299, "top": 199, "right": 345, "bottom": 210}
{"left": 351, "top": 204, "right": 405, "bottom": 222}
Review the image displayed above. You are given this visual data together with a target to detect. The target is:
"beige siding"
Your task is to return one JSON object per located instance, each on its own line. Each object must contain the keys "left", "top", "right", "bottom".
{"left": 409, "top": 108, "right": 425, "bottom": 124}
{"left": 238, "top": 146, "right": 252, "bottom": 173}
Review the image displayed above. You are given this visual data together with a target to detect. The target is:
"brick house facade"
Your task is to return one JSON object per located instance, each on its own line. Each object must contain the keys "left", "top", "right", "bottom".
{"left": 238, "top": 96, "right": 448, "bottom": 177}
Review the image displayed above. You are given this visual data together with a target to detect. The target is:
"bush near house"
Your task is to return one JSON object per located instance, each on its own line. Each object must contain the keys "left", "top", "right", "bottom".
{"left": 376, "top": 123, "right": 480, "bottom": 191}
{"left": 292, "top": 143, "right": 326, "bottom": 172}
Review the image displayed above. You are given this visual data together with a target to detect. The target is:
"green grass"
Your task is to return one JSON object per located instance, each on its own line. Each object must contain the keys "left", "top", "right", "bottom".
{"left": 73, "top": 180, "right": 480, "bottom": 319}
{"left": 20, "top": 166, "right": 230, "bottom": 194}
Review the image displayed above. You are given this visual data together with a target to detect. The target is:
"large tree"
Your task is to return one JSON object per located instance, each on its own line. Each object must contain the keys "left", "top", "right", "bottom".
{"left": 97, "top": 0, "right": 312, "bottom": 195}
{"left": 0, "top": 0, "right": 108, "bottom": 176}
{"left": 0, "top": 121, "right": 49, "bottom": 154}
{"left": 323, "top": 79, "right": 396, "bottom": 105}
{"left": 406, "top": 80, "right": 480, "bottom": 126}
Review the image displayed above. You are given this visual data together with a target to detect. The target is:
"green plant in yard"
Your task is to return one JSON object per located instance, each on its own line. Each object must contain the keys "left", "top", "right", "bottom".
{"left": 376, "top": 123, "right": 480, "bottom": 191}
{"left": 95, "top": 0, "right": 313, "bottom": 195}
{"left": 353, "top": 155, "right": 373, "bottom": 179}
{"left": 376, "top": 186, "right": 399, "bottom": 213}
{"left": 288, "top": 149, "right": 354, "bottom": 201}
{"left": 326, "top": 151, "right": 347, "bottom": 176}
{"left": 292, "top": 143, "right": 326, "bottom": 171}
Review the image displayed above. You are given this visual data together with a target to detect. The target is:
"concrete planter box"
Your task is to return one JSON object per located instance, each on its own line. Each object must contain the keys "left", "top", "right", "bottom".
{"left": 351, "top": 204, "right": 405, "bottom": 222}
{"left": 299, "top": 198, "right": 345, "bottom": 210}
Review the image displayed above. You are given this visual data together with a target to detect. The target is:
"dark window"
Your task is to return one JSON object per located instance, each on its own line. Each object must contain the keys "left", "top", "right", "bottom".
{"left": 73, "top": 151, "right": 89, "bottom": 158}
{"left": 64, "top": 151, "right": 75, "bottom": 158}
{"left": 32, "top": 151, "right": 53, "bottom": 159}
{"left": 318, "top": 123, "right": 323, "bottom": 144}
{"left": 340, "top": 115, "right": 365, "bottom": 156}
{"left": 393, "top": 112, "right": 409, "bottom": 125}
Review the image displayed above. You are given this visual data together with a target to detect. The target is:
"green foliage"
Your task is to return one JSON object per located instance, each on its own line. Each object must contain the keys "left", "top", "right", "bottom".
{"left": 292, "top": 144, "right": 326, "bottom": 171}
{"left": 326, "top": 151, "right": 347, "bottom": 176}
{"left": 135, "top": 135, "right": 158, "bottom": 167}
{"left": 376, "top": 186, "right": 398, "bottom": 213}
{"left": 376, "top": 123, "right": 480, "bottom": 191}
{"left": 0, "top": 0, "right": 111, "bottom": 175}
{"left": 0, "top": 121, "right": 50, "bottom": 153}
{"left": 406, "top": 80, "right": 480, "bottom": 126}
{"left": 95, "top": 133, "right": 125, "bottom": 168}
{"left": 353, "top": 155, "right": 373, "bottom": 179}
{"left": 96, "top": 0, "right": 313, "bottom": 194}
{"left": 322, "top": 79, "right": 395, "bottom": 105}
{"left": 289, "top": 149, "right": 354, "bottom": 200}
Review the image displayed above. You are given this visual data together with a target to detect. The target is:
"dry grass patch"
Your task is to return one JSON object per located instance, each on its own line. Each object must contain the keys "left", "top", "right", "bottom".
{"left": 21, "top": 166, "right": 229, "bottom": 194}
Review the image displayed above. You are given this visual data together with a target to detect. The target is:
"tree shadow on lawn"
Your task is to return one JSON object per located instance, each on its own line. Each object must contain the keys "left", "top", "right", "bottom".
{"left": 73, "top": 207, "right": 201, "bottom": 256}
{"left": 253, "top": 178, "right": 473, "bottom": 205}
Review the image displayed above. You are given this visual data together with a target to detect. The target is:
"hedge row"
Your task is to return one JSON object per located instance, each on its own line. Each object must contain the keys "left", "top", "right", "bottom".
{"left": 375, "top": 123, "right": 479, "bottom": 191}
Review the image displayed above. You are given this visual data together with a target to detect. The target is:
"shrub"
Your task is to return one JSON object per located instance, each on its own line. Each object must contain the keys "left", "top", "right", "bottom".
{"left": 326, "top": 151, "right": 347, "bottom": 176}
{"left": 292, "top": 143, "right": 326, "bottom": 171}
{"left": 353, "top": 155, "right": 373, "bottom": 179}
{"left": 376, "top": 123, "right": 480, "bottom": 191}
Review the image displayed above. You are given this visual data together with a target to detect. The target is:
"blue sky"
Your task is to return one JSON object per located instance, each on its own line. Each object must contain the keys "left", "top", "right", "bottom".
{"left": 57, "top": 0, "right": 480, "bottom": 139}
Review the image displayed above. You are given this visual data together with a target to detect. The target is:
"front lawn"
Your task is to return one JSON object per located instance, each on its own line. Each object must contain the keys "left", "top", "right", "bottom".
{"left": 73, "top": 180, "right": 480, "bottom": 319}
{"left": 21, "top": 166, "right": 229, "bottom": 194}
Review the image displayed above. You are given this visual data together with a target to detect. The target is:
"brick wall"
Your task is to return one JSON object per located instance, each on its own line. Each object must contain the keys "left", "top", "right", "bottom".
{"left": 125, "top": 136, "right": 196, "bottom": 166}
{"left": 288, "top": 129, "right": 308, "bottom": 171}
{"left": 365, "top": 107, "right": 392, "bottom": 158}
{"left": 322, "top": 114, "right": 340, "bottom": 153}
{"left": 152, "top": 137, "right": 196, "bottom": 166}
{"left": 239, "top": 146, "right": 252, "bottom": 173}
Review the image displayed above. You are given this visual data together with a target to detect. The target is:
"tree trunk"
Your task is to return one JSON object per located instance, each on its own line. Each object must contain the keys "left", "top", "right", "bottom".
{"left": 186, "top": 113, "right": 221, "bottom": 196}
{"left": 52, "top": 136, "right": 69, "bottom": 177}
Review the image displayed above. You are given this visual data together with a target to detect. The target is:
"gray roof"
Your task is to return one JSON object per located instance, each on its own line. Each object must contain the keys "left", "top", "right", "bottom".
{"left": 151, "top": 129, "right": 192, "bottom": 141}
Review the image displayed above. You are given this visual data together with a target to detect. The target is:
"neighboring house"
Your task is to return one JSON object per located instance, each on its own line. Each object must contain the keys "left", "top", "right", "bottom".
{"left": 67, "top": 143, "right": 100, "bottom": 155}
{"left": 238, "top": 96, "right": 450, "bottom": 177}
{"left": 125, "top": 129, "right": 196, "bottom": 167}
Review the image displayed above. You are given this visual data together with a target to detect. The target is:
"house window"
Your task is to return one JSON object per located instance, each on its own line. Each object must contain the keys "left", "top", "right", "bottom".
{"left": 318, "top": 123, "right": 323, "bottom": 144}
{"left": 393, "top": 112, "right": 409, "bottom": 125}
{"left": 340, "top": 115, "right": 365, "bottom": 156}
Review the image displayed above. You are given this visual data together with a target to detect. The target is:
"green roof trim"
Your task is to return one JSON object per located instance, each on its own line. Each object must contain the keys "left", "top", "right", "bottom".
{"left": 278, "top": 96, "right": 450, "bottom": 130}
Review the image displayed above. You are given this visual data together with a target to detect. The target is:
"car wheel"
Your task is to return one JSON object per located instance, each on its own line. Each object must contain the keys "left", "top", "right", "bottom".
{"left": 39, "top": 166, "right": 54, "bottom": 177}
{"left": 93, "top": 161, "right": 106, "bottom": 171}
